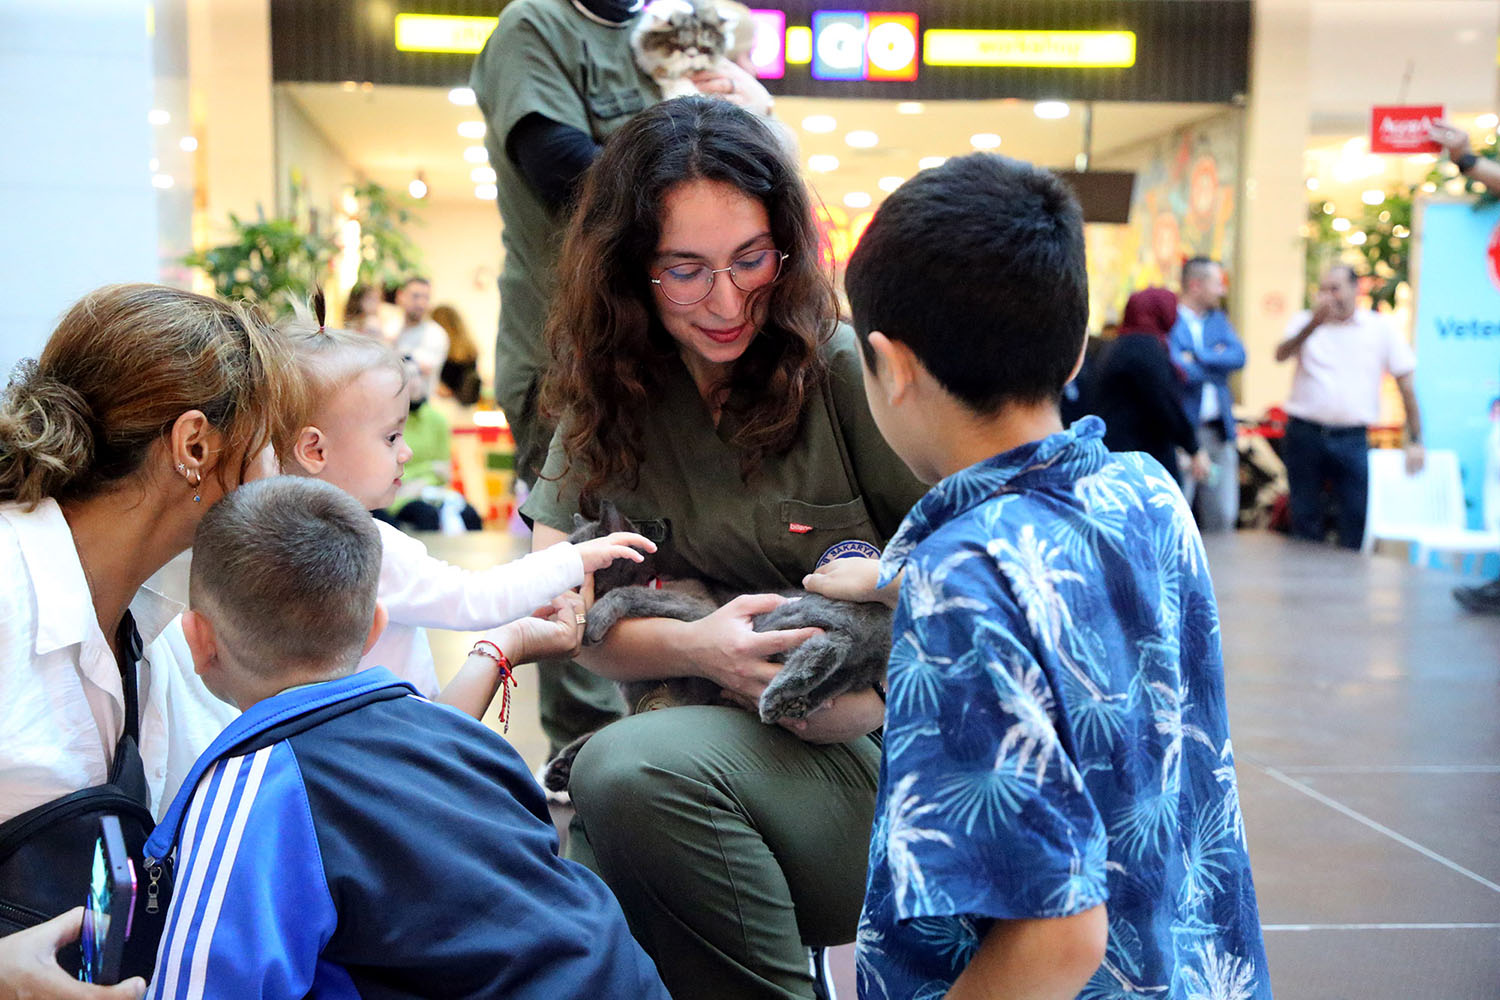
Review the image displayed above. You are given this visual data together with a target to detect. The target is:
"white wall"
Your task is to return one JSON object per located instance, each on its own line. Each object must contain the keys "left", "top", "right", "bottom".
{"left": 0, "top": 0, "right": 160, "bottom": 373}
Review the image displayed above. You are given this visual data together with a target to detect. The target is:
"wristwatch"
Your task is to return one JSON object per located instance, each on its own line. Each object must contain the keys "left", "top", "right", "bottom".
{"left": 1456, "top": 151, "right": 1479, "bottom": 175}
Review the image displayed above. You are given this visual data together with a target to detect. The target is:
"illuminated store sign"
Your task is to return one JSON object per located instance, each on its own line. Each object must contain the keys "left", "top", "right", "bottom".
{"left": 746, "top": 9, "right": 786, "bottom": 79}
{"left": 393, "top": 13, "right": 496, "bottom": 53}
{"left": 923, "top": 30, "right": 1136, "bottom": 68}
{"left": 811, "top": 11, "right": 919, "bottom": 82}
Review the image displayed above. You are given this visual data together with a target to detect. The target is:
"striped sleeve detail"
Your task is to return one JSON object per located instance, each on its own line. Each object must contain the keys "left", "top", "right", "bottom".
{"left": 147, "top": 745, "right": 335, "bottom": 1000}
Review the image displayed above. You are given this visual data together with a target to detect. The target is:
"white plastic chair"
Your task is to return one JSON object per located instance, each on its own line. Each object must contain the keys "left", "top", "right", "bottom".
{"left": 1362, "top": 449, "right": 1500, "bottom": 571}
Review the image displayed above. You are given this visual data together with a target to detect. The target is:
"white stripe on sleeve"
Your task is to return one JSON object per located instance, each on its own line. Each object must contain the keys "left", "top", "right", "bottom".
{"left": 183, "top": 746, "right": 273, "bottom": 1000}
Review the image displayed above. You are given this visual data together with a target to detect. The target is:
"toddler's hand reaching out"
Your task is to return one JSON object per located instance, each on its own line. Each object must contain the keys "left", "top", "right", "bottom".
{"left": 573, "top": 532, "right": 657, "bottom": 573}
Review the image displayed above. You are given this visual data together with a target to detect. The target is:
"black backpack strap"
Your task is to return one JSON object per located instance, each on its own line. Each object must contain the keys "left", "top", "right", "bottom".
{"left": 115, "top": 610, "right": 142, "bottom": 744}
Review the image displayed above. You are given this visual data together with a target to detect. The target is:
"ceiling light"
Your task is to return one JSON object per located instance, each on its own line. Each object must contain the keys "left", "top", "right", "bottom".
{"left": 1477, "top": 113, "right": 1499, "bottom": 130}
{"left": 178, "top": 136, "right": 197, "bottom": 152}
{"left": 808, "top": 154, "right": 839, "bottom": 173}
{"left": 878, "top": 176, "right": 904, "bottom": 193}
{"left": 1361, "top": 189, "right": 1384, "bottom": 206}
{"left": 844, "top": 191, "right": 872, "bottom": 209}
{"left": 151, "top": 173, "right": 174, "bottom": 189}
{"left": 918, "top": 156, "right": 947, "bottom": 170}
{"left": 845, "top": 130, "right": 878, "bottom": 149}
{"left": 802, "top": 115, "right": 837, "bottom": 134}
{"left": 1034, "top": 101, "right": 1070, "bottom": 120}
{"left": 475, "top": 183, "right": 498, "bottom": 200}
{"left": 463, "top": 145, "right": 488, "bottom": 164}
{"left": 970, "top": 133, "right": 1002, "bottom": 150}
{"left": 1331, "top": 217, "right": 1351, "bottom": 232}
{"left": 408, "top": 177, "right": 428, "bottom": 199}
{"left": 896, "top": 102, "right": 924, "bottom": 115}
{"left": 457, "top": 121, "right": 485, "bottom": 139}
{"left": 448, "top": 87, "right": 476, "bottom": 106}
{"left": 471, "top": 166, "right": 497, "bottom": 184}
{"left": 148, "top": 109, "right": 170, "bottom": 125}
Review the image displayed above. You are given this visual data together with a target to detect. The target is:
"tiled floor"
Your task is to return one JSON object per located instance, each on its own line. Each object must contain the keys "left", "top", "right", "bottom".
{"left": 413, "top": 528, "right": 1500, "bottom": 998}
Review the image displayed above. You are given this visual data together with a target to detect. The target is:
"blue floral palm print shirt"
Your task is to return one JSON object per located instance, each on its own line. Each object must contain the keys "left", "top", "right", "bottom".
{"left": 858, "top": 417, "right": 1270, "bottom": 1000}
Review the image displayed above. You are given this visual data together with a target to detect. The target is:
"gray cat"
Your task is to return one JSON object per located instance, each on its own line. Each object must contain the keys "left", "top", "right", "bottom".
{"left": 543, "top": 500, "right": 892, "bottom": 792}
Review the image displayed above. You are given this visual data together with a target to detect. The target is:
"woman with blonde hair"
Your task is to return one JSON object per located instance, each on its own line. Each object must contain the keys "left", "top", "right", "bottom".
{"left": 0, "top": 284, "right": 305, "bottom": 996}
{"left": 431, "top": 303, "right": 482, "bottom": 405}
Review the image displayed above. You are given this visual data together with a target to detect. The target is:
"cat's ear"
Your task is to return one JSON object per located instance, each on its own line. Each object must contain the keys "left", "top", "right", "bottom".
{"left": 573, "top": 513, "right": 589, "bottom": 530}
{"left": 599, "top": 498, "right": 631, "bottom": 534}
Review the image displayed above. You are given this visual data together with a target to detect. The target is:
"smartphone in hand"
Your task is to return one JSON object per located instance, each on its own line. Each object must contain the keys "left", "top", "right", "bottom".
{"left": 79, "top": 815, "right": 136, "bottom": 985}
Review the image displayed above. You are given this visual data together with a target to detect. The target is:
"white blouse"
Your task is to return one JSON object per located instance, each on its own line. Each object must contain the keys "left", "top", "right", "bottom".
{"left": 364, "top": 520, "right": 586, "bottom": 696}
{"left": 0, "top": 499, "right": 236, "bottom": 824}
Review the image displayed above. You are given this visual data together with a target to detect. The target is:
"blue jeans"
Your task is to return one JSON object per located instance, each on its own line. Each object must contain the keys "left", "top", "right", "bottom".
{"left": 1283, "top": 417, "right": 1369, "bottom": 549}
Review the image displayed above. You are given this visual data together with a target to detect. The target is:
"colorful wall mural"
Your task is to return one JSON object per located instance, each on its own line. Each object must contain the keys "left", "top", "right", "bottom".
{"left": 1087, "top": 110, "right": 1243, "bottom": 329}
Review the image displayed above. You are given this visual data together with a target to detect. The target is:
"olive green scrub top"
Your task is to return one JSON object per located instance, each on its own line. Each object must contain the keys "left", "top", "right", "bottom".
{"left": 523, "top": 328, "right": 928, "bottom": 588}
{"left": 470, "top": 0, "right": 659, "bottom": 478}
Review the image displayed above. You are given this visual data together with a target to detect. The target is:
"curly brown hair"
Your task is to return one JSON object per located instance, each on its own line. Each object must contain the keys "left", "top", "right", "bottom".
{"left": 540, "top": 97, "right": 839, "bottom": 504}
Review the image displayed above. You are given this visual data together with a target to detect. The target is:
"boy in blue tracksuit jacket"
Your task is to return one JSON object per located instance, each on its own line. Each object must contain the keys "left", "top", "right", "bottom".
{"left": 144, "top": 477, "right": 670, "bottom": 1000}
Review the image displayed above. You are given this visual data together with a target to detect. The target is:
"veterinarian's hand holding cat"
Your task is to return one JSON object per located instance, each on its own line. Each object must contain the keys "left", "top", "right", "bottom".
{"left": 688, "top": 62, "right": 772, "bottom": 117}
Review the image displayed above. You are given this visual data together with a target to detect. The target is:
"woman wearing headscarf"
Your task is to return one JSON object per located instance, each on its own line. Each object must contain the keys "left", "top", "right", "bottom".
{"left": 1092, "top": 286, "right": 1208, "bottom": 482}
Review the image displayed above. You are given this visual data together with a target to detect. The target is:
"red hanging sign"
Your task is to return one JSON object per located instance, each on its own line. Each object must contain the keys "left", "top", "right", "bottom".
{"left": 1369, "top": 105, "right": 1444, "bottom": 154}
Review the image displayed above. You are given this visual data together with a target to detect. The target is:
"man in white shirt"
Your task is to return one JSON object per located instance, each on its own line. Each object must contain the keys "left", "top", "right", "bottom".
{"left": 387, "top": 276, "right": 449, "bottom": 401}
{"left": 1170, "top": 257, "right": 1246, "bottom": 532}
{"left": 1275, "top": 265, "right": 1425, "bottom": 548}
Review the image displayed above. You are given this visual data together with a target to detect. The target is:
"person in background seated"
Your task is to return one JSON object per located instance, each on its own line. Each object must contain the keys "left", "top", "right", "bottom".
{"left": 1170, "top": 257, "right": 1246, "bottom": 532}
{"left": 146, "top": 477, "right": 670, "bottom": 1000}
{"left": 386, "top": 277, "right": 448, "bottom": 402}
{"left": 431, "top": 304, "right": 483, "bottom": 405}
{"left": 375, "top": 360, "right": 484, "bottom": 533}
{"left": 1092, "top": 287, "right": 1211, "bottom": 486}
{"left": 1275, "top": 264, "right": 1423, "bottom": 549}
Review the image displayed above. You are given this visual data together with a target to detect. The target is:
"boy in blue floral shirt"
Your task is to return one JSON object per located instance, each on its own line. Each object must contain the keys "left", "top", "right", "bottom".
{"left": 805, "top": 155, "right": 1270, "bottom": 999}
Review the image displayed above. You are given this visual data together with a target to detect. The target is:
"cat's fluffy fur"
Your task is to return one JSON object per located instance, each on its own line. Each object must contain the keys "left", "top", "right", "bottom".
{"left": 631, "top": 0, "right": 736, "bottom": 99}
{"left": 543, "top": 500, "right": 892, "bottom": 791}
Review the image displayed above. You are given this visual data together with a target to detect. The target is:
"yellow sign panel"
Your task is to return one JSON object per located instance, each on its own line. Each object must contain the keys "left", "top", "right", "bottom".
{"left": 786, "top": 26, "right": 813, "bottom": 65}
{"left": 923, "top": 30, "right": 1136, "bottom": 68}
{"left": 394, "top": 13, "right": 498, "bottom": 54}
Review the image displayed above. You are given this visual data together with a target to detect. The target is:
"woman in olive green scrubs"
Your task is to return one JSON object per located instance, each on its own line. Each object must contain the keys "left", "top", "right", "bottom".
{"left": 524, "top": 98, "right": 925, "bottom": 1000}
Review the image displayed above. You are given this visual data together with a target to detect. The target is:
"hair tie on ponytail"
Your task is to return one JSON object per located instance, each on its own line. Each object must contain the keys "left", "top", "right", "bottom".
{"left": 313, "top": 287, "right": 327, "bottom": 332}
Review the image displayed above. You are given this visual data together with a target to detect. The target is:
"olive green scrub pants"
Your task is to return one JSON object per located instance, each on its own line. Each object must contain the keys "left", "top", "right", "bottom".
{"left": 566, "top": 706, "right": 880, "bottom": 1000}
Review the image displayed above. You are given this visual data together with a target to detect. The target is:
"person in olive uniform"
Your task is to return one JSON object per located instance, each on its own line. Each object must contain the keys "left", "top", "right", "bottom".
{"left": 471, "top": 0, "right": 773, "bottom": 755}
{"left": 523, "top": 99, "right": 925, "bottom": 1000}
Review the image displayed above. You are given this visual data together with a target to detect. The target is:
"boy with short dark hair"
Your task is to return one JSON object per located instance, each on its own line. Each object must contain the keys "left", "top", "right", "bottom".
{"left": 820, "top": 154, "right": 1269, "bottom": 998}
{"left": 145, "top": 477, "right": 669, "bottom": 1000}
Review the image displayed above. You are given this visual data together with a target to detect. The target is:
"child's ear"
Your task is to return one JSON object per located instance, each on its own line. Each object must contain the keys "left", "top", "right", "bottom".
{"left": 361, "top": 602, "right": 389, "bottom": 657}
{"left": 180, "top": 609, "right": 217, "bottom": 677}
{"left": 291, "top": 426, "right": 328, "bottom": 476}
{"left": 1066, "top": 335, "right": 1088, "bottom": 385}
{"left": 866, "top": 332, "right": 919, "bottom": 404}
